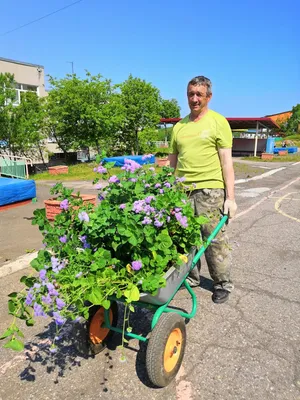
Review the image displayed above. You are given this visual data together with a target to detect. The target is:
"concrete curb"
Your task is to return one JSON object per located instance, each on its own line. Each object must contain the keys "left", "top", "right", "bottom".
{"left": 0, "top": 252, "right": 38, "bottom": 278}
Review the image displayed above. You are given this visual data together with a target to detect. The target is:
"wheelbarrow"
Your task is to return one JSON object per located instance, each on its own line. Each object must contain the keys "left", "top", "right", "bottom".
{"left": 87, "top": 215, "right": 228, "bottom": 387}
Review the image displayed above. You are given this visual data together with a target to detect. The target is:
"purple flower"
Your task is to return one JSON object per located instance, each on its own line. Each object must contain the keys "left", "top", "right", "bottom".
{"left": 60, "top": 199, "right": 69, "bottom": 210}
{"left": 192, "top": 183, "right": 197, "bottom": 188}
{"left": 49, "top": 347, "right": 57, "bottom": 354}
{"left": 145, "top": 196, "right": 155, "bottom": 204}
{"left": 145, "top": 184, "right": 150, "bottom": 188}
{"left": 97, "top": 165, "right": 107, "bottom": 174}
{"left": 108, "top": 175, "right": 120, "bottom": 184}
{"left": 121, "top": 159, "right": 142, "bottom": 173}
{"left": 149, "top": 167, "right": 155, "bottom": 172}
{"left": 78, "top": 211, "right": 89, "bottom": 222}
{"left": 164, "top": 182, "right": 171, "bottom": 188}
{"left": 53, "top": 311, "right": 66, "bottom": 326}
{"left": 47, "top": 282, "right": 59, "bottom": 297}
{"left": 56, "top": 298, "right": 66, "bottom": 310}
{"left": 33, "top": 283, "right": 41, "bottom": 290}
{"left": 167, "top": 216, "right": 171, "bottom": 222}
{"left": 159, "top": 189, "right": 164, "bottom": 194}
{"left": 79, "top": 235, "right": 91, "bottom": 249}
{"left": 129, "top": 178, "right": 137, "bottom": 182}
{"left": 39, "top": 269, "right": 47, "bottom": 281}
{"left": 155, "top": 183, "right": 161, "bottom": 188}
{"left": 59, "top": 235, "right": 67, "bottom": 243}
{"left": 142, "top": 154, "right": 153, "bottom": 160}
{"left": 154, "top": 219, "right": 163, "bottom": 228}
{"left": 119, "top": 204, "right": 126, "bottom": 210}
{"left": 34, "top": 302, "right": 46, "bottom": 317}
{"left": 175, "top": 212, "right": 188, "bottom": 228}
{"left": 175, "top": 208, "right": 182, "bottom": 212}
{"left": 94, "top": 183, "right": 102, "bottom": 190}
{"left": 142, "top": 216, "right": 152, "bottom": 225}
{"left": 25, "top": 292, "right": 34, "bottom": 306}
{"left": 75, "top": 271, "right": 83, "bottom": 278}
{"left": 42, "top": 294, "right": 52, "bottom": 305}
{"left": 51, "top": 257, "right": 59, "bottom": 269}
{"left": 132, "top": 200, "right": 145, "bottom": 214}
{"left": 131, "top": 260, "right": 142, "bottom": 271}
{"left": 176, "top": 177, "right": 186, "bottom": 183}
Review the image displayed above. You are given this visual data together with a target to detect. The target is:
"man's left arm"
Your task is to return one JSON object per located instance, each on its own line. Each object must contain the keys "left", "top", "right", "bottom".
{"left": 218, "top": 148, "right": 237, "bottom": 218}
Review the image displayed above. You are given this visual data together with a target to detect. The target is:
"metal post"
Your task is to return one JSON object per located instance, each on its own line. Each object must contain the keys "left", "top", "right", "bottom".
{"left": 254, "top": 121, "right": 259, "bottom": 157}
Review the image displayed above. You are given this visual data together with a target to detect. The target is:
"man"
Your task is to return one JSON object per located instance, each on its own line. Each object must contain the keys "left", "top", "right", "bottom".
{"left": 168, "top": 75, "right": 237, "bottom": 304}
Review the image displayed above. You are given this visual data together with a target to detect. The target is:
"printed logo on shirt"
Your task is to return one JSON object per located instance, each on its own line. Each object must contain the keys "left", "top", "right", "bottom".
{"left": 199, "top": 129, "right": 211, "bottom": 139}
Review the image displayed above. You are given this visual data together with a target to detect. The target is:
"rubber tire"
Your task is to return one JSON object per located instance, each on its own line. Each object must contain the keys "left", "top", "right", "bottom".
{"left": 146, "top": 313, "right": 186, "bottom": 388}
{"left": 87, "top": 301, "right": 118, "bottom": 355}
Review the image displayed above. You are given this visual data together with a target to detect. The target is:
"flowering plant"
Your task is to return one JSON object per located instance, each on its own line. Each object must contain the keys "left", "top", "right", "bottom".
{"left": 1, "top": 157, "right": 206, "bottom": 352}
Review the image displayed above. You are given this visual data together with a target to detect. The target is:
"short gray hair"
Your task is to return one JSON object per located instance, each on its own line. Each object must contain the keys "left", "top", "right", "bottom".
{"left": 187, "top": 76, "right": 212, "bottom": 97}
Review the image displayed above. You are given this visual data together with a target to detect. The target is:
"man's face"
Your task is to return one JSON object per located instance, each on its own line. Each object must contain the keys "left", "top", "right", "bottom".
{"left": 187, "top": 84, "right": 212, "bottom": 113}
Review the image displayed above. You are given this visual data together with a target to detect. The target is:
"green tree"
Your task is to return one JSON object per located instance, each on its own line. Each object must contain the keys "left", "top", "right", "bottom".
{"left": 12, "top": 92, "right": 47, "bottom": 165}
{"left": 45, "top": 72, "right": 125, "bottom": 157}
{"left": 0, "top": 73, "right": 16, "bottom": 153}
{"left": 160, "top": 98, "right": 181, "bottom": 119}
{"left": 120, "top": 75, "right": 162, "bottom": 154}
{"left": 286, "top": 104, "right": 300, "bottom": 134}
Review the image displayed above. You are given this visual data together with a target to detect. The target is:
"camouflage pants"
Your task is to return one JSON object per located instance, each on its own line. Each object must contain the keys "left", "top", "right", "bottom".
{"left": 188, "top": 188, "right": 233, "bottom": 291}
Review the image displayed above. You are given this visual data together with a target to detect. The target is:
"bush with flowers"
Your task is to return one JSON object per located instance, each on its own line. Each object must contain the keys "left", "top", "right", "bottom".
{"left": 1, "top": 156, "right": 207, "bottom": 352}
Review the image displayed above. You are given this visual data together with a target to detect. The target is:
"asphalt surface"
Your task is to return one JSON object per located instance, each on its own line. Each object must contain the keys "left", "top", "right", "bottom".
{"left": 0, "top": 160, "right": 300, "bottom": 399}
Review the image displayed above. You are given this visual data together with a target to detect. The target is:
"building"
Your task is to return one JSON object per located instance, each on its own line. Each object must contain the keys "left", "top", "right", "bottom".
{"left": 0, "top": 57, "right": 47, "bottom": 104}
{"left": 0, "top": 57, "right": 78, "bottom": 169}
{"left": 264, "top": 111, "right": 292, "bottom": 126}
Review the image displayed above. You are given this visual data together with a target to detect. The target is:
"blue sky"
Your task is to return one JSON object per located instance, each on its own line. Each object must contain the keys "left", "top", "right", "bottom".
{"left": 1, "top": 0, "right": 299, "bottom": 117}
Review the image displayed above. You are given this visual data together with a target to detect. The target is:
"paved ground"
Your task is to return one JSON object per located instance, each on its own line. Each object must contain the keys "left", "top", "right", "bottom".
{"left": 0, "top": 160, "right": 300, "bottom": 399}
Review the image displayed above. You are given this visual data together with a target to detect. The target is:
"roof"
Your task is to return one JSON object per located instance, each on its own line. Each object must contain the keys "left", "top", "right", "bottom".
{"left": 160, "top": 117, "right": 279, "bottom": 129}
{"left": 265, "top": 111, "right": 292, "bottom": 117}
{"left": 0, "top": 57, "right": 44, "bottom": 69}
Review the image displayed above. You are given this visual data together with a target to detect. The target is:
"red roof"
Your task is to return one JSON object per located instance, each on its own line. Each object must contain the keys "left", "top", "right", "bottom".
{"left": 160, "top": 117, "right": 278, "bottom": 130}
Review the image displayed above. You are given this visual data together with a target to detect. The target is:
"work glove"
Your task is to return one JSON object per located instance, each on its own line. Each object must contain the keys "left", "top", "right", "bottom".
{"left": 223, "top": 199, "right": 237, "bottom": 219}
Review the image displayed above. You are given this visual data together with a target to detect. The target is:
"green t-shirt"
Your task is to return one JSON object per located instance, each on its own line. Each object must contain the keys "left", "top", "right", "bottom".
{"left": 170, "top": 109, "right": 232, "bottom": 189}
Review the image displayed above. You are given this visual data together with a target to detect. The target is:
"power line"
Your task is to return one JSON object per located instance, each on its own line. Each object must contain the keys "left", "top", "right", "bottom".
{"left": 1, "top": 0, "right": 84, "bottom": 37}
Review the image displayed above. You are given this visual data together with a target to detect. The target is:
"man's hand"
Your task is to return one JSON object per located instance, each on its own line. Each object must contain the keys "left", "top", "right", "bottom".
{"left": 223, "top": 199, "right": 237, "bottom": 219}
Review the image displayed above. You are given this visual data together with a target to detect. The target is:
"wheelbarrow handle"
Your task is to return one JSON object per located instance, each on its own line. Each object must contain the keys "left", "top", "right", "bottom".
{"left": 191, "top": 215, "right": 228, "bottom": 269}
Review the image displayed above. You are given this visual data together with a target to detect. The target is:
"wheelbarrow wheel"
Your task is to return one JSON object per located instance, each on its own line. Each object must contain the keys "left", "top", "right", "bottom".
{"left": 87, "top": 301, "right": 118, "bottom": 354}
{"left": 146, "top": 313, "right": 186, "bottom": 387}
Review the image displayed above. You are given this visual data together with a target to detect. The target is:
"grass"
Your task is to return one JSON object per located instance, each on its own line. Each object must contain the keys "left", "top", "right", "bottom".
{"left": 243, "top": 153, "right": 300, "bottom": 162}
{"left": 31, "top": 162, "right": 162, "bottom": 181}
{"left": 31, "top": 160, "right": 269, "bottom": 182}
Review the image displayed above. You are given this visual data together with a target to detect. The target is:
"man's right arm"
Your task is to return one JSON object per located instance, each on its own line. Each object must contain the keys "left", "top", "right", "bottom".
{"left": 168, "top": 154, "right": 178, "bottom": 170}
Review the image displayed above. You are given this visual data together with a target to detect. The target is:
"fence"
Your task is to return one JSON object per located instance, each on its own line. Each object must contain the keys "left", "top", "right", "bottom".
{"left": 0, "top": 155, "right": 33, "bottom": 179}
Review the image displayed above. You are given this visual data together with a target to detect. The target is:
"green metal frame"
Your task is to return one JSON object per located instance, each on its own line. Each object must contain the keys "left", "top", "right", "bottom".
{"left": 102, "top": 215, "right": 228, "bottom": 343}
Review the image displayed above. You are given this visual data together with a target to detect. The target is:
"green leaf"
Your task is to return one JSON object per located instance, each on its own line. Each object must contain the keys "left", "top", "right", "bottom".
{"left": 26, "top": 319, "right": 35, "bottom": 327}
{"left": 4, "top": 338, "right": 24, "bottom": 352}
{"left": 124, "top": 285, "right": 140, "bottom": 302}
{"left": 126, "top": 327, "right": 132, "bottom": 333}
{"left": 16, "top": 329, "right": 24, "bottom": 338}
{"left": 129, "top": 305, "right": 135, "bottom": 312}
{"left": 87, "top": 287, "right": 103, "bottom": 305}
{"left": 8, "top": 292, "right": 18, "bottom": 299}
{"left": 102, "top": 299, "right": 111, "bottom": 309}
{"left": 8, "top": 300, "right": 16, "bottom": 314}
{"left": 0, "top": 327, "right": 15, "bottom": 340}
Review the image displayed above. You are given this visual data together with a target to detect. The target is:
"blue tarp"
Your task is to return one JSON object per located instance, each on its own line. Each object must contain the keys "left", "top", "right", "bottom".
{"left": 0, "top": 177, "right": 36, "bottom": 206}
{"left": 273, "top": 147, "right": 298, "bottom": 154}
{"left": 102, "top": 155, "right": 155, "bottom": 167}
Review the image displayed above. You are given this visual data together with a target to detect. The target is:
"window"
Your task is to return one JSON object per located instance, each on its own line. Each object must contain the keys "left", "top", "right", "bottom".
{"left": 10, "top": 83, "right": 39, "bottom": 105}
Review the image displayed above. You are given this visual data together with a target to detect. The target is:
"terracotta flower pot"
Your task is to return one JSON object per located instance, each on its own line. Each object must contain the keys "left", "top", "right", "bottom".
{"left": 156, "top": 157, "right": 170, "bottom": 167}
{"left": 261, "top": 153, "right": 274, "bottom": 160}
{"left": 44, "top": 194, "right": 97, "bottom": 221}
{"left": 48, "top": 166, "right": 69, "bottom": 175}
{"left": 278, "top": 150, "right": 288, "bottom": 156}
